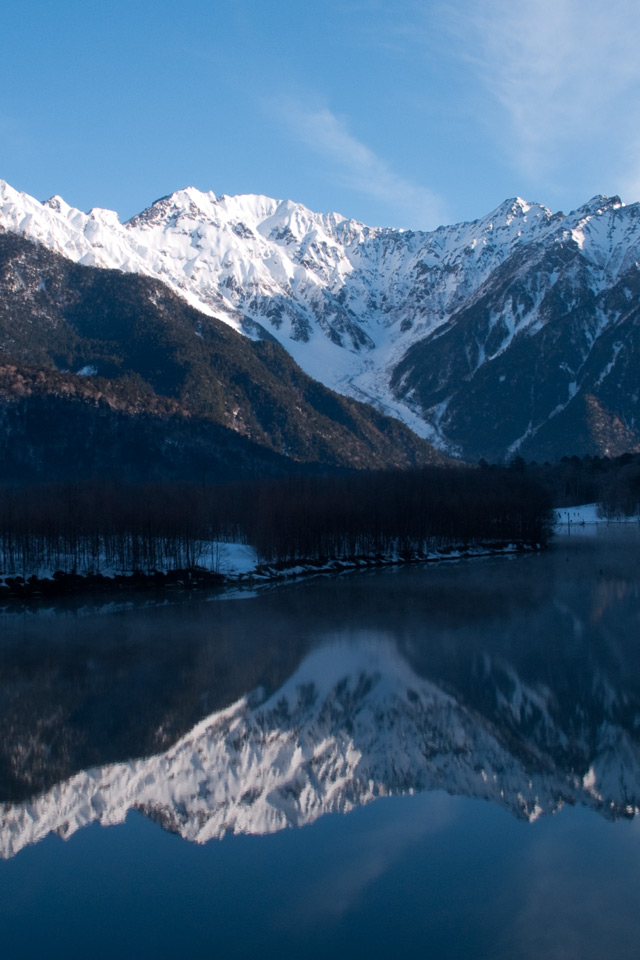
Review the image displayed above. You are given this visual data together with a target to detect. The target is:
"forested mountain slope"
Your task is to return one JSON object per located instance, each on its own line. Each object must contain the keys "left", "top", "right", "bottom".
{"left": 0, "top": 233, "right": 443, "bottom": 480}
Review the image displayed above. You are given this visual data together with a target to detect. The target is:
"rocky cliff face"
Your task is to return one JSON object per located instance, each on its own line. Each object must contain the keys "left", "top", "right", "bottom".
{"left": 392, "top": 199, "right": 640, "bottom": 460}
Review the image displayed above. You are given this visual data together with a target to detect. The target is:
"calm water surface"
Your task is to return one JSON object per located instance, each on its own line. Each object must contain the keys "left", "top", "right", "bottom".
{"left": 1, "top": 526, "right": 640, "bottom": 959}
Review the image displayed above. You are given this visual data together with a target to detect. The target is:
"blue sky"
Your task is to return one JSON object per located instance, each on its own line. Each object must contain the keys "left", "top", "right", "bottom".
{"left": 3, "top": 0, "right": 640, "bottom": 230}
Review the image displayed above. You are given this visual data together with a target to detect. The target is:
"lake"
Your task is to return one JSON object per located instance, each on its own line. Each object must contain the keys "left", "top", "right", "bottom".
{"left": 1, "top": 525, "right": 640, "bottom": 959}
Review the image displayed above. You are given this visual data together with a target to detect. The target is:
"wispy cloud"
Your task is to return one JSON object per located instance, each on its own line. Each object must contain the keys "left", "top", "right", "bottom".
{"left": 279, "top": 791, "right": 456, "bottom": 928}
{"left": 271, "top": 100, "right": 447, "bottom": 230}
{"left": 445, "top": 0, "right": 640, "bottom": 189}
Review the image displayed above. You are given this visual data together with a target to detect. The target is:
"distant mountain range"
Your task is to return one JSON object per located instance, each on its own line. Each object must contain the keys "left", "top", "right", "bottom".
{"left": 1, "top": 179, "right": 639, "bottom": 465}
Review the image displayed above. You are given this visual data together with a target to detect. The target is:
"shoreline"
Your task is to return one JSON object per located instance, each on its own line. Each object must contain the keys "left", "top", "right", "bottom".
{"left": 0, "top": 539, "right": 540, "bottom": 601}
{"left": 553, "top": 503, "right": 640, "bottom": 526}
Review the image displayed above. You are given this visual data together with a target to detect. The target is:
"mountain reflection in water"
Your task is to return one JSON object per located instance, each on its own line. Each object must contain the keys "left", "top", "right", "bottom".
{"left": 1, "top": 527, "right": 640, "bottom": 860}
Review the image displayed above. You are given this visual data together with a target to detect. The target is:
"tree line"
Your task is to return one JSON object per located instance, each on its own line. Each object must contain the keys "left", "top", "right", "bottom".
{"left": 241, "top": 467, "right": 551, "bottom": 563}
{"left": 499, "top": 452, "right": 640, "bottom": 517}
{"left": 0, "top": 464, "right": 552, "bottom": 580}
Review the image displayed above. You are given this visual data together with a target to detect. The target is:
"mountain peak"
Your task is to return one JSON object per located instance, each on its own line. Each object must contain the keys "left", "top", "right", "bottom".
{"left": 169, "top": 185, "right": 218, "bottom": 208}
{"left": 490, "top": 196, "right": 550, "bottom": 221}
{"left": 510, "top": 196, "right": 533, "bottom": 213}
{"left": 42, "top": 194, "right": 72, "bottom": 216}
{"left": 577, "top": 194, "right": 625, "bottom": 217}
{"left": 88, "top": 206, "right": 121, "bottom": 227}
{"left": 126, "top": 186, "right": 220, "bottom": 228}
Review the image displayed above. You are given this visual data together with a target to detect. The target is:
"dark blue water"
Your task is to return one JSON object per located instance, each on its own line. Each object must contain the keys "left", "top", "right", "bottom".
{"left": 1, "top": 526, "right": 640, "bottom": 959}
{"left": 4, "top": 794, "right": 640, "bottom": 959}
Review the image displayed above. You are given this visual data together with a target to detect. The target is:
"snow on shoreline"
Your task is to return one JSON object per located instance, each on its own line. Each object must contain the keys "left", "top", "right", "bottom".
{"left": 554, "top": 503, "right": 640, "bottom": 526}
{"left": 7, "top": 498, "right": 637, "bottom": 597}
{"left": 0, "top": 539, "right": 531, "bottom": 598}
{"left": 0, "top": 539, "right": 258, "bottom": 585}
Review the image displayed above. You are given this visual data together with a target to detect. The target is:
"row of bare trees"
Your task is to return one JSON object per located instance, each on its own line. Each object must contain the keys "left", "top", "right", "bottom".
{"left": 241, "top": 467, "right": 552, "bottom": 562}
{"left": 0, "top": 466, "right": 552, "bottom": 578}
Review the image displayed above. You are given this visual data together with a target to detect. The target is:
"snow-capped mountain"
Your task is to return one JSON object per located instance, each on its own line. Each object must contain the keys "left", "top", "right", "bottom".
{"left": 2, "top": 638, "right": 638, "bottom": 860}
{"left": 2, "top": 179, "right": 640, "bottom": 460}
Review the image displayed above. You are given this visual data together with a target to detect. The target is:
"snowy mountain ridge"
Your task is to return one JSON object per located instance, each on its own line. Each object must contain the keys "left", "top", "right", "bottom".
{"left": 2, "top": 179, "right": 640, "bottom": 456}
{"left": 2, "top": 638, "right": 638, "bottom": 860}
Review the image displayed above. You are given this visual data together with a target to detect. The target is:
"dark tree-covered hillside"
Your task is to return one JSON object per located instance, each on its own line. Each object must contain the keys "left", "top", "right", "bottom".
{"left": 0, "top": 233, "right": 444, "bottom": 476}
